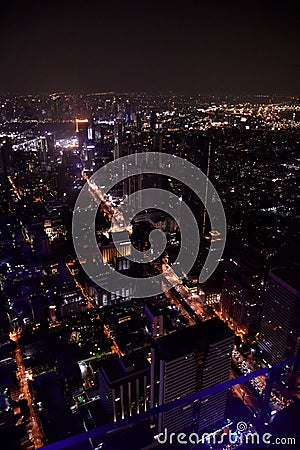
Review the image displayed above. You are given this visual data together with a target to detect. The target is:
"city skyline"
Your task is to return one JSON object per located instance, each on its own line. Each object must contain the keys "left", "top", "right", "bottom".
{"left": 0, "top": 92, "right": 299, "bottom": 449}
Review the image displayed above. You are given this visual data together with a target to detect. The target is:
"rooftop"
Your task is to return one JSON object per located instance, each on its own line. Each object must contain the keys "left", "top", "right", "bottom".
{"left": 100, "top": 351, "right": 150, "bottom": 386}
{"left": 155, "top": 317, "right": 234, "bottom": 362}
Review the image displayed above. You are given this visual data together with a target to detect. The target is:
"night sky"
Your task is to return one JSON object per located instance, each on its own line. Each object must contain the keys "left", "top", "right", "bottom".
{"left": 0, "top": 0, "right": 299, "bottom": 94}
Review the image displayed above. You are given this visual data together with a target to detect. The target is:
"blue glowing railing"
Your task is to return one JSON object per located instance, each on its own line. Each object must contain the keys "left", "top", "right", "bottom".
{"left": 44, "top": 355, "right": 300, "bottom": 449}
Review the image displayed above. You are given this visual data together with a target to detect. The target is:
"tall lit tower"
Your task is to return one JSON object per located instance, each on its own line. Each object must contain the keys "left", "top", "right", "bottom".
{"left": 113, "top": 117, "right": 125, "bottom": 160}
{"left": 75, "top": 118, "right": 90, "bottom": 148}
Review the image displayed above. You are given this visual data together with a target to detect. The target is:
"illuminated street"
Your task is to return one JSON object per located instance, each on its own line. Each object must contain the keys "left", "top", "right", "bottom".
{"left": 7, "top": 175, "right": 22, "bottom": 200}
{"left": 10, "top": 330, "right": 44, "bottom": 449}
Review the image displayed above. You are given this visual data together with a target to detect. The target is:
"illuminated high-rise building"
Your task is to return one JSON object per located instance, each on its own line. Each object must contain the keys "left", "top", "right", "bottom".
{"left": 0, "top": 137, "right": 14, "bottom": 175}
{"left": 113, "top": 117, "right": 125, "bottom": 160}
{"left": 45, "top": 132, "right": 55, "bottom": 157}
{"left": 150, "top": 318, "right": 234, "bottom": 433}
{"left": 150, "top": 110, "right": 157, "bottom": 133}
{"left": 98, "top": 352, "right": 150, "bottom": 423}
{"left": 221, "top": 245, "right": 266, "bottom": 339}
{"left": 145, "top": 298, "right": 164, "bottom": 339}
{"left": 39, "top": 136, "right": 48, "bottom": 164}
{"left": 75, "top": 118, "right": 90, "bottom": 148}
{"left": 258, "top": 267, "right": 300, "bottom": 366}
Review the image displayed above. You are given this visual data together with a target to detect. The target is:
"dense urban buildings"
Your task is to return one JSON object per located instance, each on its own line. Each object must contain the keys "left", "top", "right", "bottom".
{"left": 0, "top": 92, "right": 299, "bottom": 450}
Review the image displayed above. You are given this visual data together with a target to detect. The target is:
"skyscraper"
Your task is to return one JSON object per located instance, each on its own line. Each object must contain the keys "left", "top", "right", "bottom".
{"left": 0, "top": 137, "right": 14, "bottom": 175}
{"left": 258, "top": 267, "right": 300, "bottom": 366}
{"left": 98, "top": 352, "right": 150, "bottom": 423}
{"left": 221, "top": 245, "right": 266, "bottom": 339}
{"left": 39, "top": 136, "right": 48, "bottom": 164}
{"left": 75, "top": 118, "right": 90, "bottom": 148}
{"left": 150, "top": 111, "right": 158, "bottom": 134}
{"left": 150, "top": 318, "right": 234, "bottom": 434}
{"left": 145, "top": 298, "right": 164, "bottom": 339}
{"left": 113, "top": 117, "right": 125, "bottom": 160}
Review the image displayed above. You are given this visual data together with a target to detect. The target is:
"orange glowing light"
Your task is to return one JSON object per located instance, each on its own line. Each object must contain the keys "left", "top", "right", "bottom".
{"left": 75, "top": 118, "right": 89, "bottom": 132}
